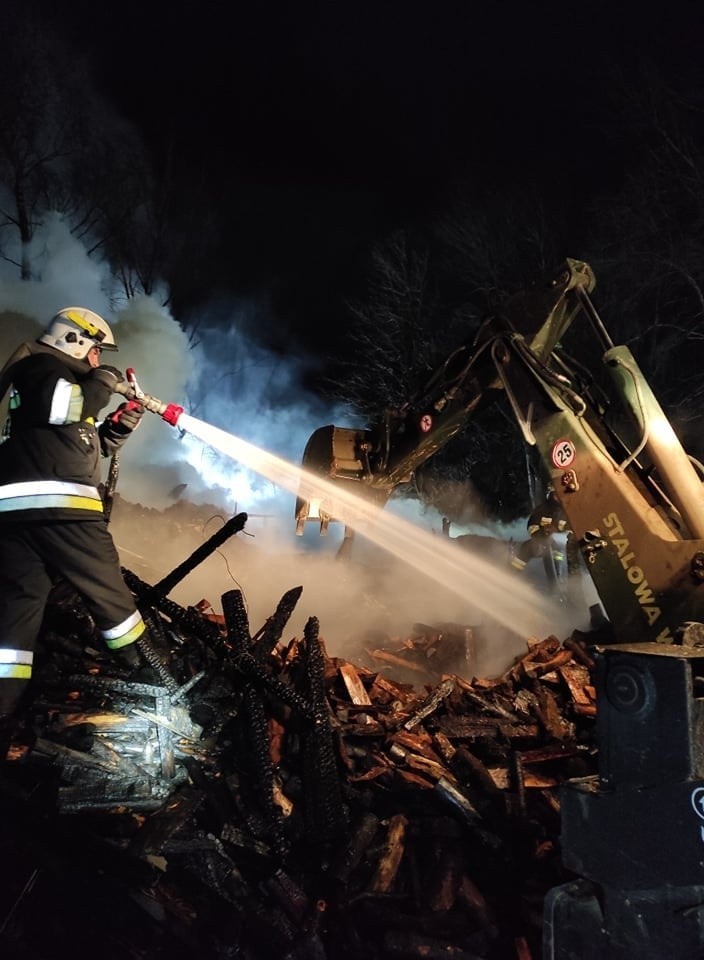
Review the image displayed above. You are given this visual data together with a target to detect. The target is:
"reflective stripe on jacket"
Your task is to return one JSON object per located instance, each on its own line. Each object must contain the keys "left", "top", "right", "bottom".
{"left": 0, "top": 349, "right": 119, "bottom": 522}
{"left": 0, "top": 479, "right": 104, "bottom": 514}
{"left": 48, "top": 378, "right": 85, "bottom": 425}
{"left": 0, "top": 648, "right": 33, "bottom": 680}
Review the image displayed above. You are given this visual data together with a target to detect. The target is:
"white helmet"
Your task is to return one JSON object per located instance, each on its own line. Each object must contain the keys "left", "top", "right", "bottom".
{"left": 38, "top": 307, "right": 118, "bottom": 360}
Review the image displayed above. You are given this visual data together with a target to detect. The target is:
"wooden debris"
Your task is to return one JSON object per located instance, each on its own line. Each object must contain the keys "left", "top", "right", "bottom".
{"left": 367, "top": 647, "right": 430, "bottom": 675}
{"left": 339, "top": 661, "right": 373, "bottom": 705}
{"left": 0, "top": 526, "right": 603, "bottom": 960}
{"left": 403, "top": 677, "right": 455, "bottom": 730}
{"left": 367, "top": 813, "right": 409, "bottom": 893}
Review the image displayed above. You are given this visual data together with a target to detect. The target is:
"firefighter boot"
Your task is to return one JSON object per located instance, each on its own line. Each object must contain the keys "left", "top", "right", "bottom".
{"left": 113, "top": 638, "right": 161, "bottom": 686}
{"left": 114, "top": 640, "right": 142, "bottom": 672}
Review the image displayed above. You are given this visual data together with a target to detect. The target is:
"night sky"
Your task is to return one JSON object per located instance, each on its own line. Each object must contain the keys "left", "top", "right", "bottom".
{"left": 30, "top": 1, "right": 699, "bottom": 358}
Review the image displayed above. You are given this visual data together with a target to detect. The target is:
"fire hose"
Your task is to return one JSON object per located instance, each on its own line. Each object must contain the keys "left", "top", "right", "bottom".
{"left": 103, "top": 450, "right": 120, "bottom": 523}
{"left": 103, "top": 368, "right": 184, "bottom": 523}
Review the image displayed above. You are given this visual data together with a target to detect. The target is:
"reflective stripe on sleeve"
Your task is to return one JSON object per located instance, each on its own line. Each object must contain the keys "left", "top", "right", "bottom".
{"left": 0, "top": 480, "right": 104, "bottom": 514}
{"left": 0, "top": 664, "right": 32, "bottom": 679}
{"left": 102, "top": 610, "right": 146, "bottom": 650}
{"left": 49, "top": 379, "right": 84, "bottom": 425}
{"left": 0, "top": 648, "right": 33, "bottom": 680}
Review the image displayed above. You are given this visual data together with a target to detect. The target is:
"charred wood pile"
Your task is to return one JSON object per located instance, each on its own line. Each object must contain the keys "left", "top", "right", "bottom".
{"left": 0, "top": 511, "right": 601, "bottom": 960}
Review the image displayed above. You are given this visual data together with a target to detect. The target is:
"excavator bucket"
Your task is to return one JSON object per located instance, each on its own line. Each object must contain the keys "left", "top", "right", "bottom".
{"left": 295, "top": 424, "right": 391, "bottom": 535}
{"left": 295, "top": 424, "right": 369, "bottom": 534}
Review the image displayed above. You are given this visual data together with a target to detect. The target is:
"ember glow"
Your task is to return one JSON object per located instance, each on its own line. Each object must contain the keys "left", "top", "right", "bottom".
{"left": 177, "top": 412, "right": 561, "bottom": 638}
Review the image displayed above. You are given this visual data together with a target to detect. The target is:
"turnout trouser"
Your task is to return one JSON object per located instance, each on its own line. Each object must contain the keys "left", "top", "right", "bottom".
{"left": 0, "top": 518, "right": 146, "bottom": 714}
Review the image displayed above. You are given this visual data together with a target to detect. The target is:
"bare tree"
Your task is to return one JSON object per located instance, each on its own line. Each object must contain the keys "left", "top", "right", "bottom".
{"left": 327, "top": 229, "right": 444, "bottom": 416}
{"left": 0, "top": 2, "right": 88, "bottom": 278}
{"left": 77, "top": 132, "right": 170, "bottom": 301}
{"left": 324, "top": 199, "right": 561, "bottom": 523}
{"left": 0, "top": 2, "right": 199, "bottom": 305}
{"left": 434, "top": 182, "right": 565, "bottom": 305}
{"left": 326, "top": 70, "right": 704, "bottom": 522}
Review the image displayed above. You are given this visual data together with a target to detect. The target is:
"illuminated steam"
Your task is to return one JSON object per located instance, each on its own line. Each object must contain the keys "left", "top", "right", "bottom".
{"left": 175, "top": 412, "right": 563, "bottom": 638}
{"left": 0, "top": 214, "right": 340, "bottom": 515}
{"left": 0, "top": 215, "right": 591, "bottom": 676}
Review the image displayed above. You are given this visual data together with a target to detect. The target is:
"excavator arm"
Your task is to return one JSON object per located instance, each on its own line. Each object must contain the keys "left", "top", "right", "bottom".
{"left": 296, "top": 259, "right": 594, "bottom": 533}
{"left": 297, "top": 258, "right": 704, "bottom": 642}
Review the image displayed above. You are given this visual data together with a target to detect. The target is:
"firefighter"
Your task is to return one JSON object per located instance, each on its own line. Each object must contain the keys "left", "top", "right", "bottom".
{"left": 510, "top": 488, "right": 568, "bottom": 569}
{"left": 0, "top": 307, "right": 148, "bottom": 753}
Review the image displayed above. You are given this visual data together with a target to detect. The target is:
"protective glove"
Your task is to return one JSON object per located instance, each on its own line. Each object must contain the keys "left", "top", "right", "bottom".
{"left": 89, "top": 365, "right": 125, "bottom": 393}
{"left": 110, "top": 400, "right": 144, "bottom": 433}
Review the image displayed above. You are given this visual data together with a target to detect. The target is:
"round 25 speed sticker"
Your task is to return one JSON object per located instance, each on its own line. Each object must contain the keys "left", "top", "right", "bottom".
{"left": 551, "top": 438, "right": 575, "bottom": 469}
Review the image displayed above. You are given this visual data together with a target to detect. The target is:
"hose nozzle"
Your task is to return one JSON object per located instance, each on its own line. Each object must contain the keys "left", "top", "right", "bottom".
{"left": 115, "top": 372, "right": 184, "bottom": 427}
{"left": 140, "top": 393, "right": 184, "bottom": 425}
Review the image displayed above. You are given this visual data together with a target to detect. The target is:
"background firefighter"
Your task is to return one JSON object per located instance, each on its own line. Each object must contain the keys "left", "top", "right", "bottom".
{"left": 0, "top": 307, "right": 147, "bottom": 752}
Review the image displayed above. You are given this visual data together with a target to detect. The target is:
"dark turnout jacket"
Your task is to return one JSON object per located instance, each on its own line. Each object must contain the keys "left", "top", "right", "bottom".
{"left": 0, "top": 343, "right": 131, "bottom": 522}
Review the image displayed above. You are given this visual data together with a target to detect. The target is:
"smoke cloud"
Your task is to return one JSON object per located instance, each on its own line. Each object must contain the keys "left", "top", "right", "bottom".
{"left": 0, "top": 214, "right": 336, "bottom": 517}
{"left": 0, "top": 215, "right": 594, "bottom": 677}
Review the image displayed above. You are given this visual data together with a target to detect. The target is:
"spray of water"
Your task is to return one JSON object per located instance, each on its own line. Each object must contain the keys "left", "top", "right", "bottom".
{"left": 176, "top": 412, "right": 563, "bottom": 639}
